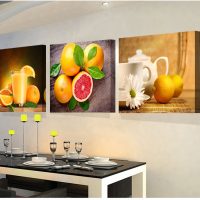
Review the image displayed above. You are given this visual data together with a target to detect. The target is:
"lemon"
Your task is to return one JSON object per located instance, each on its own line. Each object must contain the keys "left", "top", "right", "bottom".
{"left": 154, "top": 75, "right": 175, "bottom": 104}
{"left": 170, "top": 74, "right": 183, "bottom": 97}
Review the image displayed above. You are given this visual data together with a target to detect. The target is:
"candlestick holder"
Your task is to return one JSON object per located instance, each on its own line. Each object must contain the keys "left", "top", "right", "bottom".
{"left": 50, "top": 130, "right": 58, "bottom": 143}
{"left": 34, "top": 114, "right": 41, "bottom": 157}
{"left": 21, "top": 114, "right": 27, "bottom": 159}
{"left": 8, "top": 130, "right": 15, "bottom": 158}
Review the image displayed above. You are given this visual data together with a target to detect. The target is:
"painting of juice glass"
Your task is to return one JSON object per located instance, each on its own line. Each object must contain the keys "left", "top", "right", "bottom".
{"left": 0, "top": 45, "right": 46, "bottom": 112}
{"left": 119, "top": 31, "right": 200, "bottom": 113}
{"left": 50, "top": 40, "right": 115, "bottom": 112}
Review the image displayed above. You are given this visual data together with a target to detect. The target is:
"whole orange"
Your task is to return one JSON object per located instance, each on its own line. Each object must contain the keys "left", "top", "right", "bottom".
{"left": 54, "top": 74, "right": 72, "bottom": 103}
{"left": 26, "top": 85, "right": 40, "bottom": 104}
{"left": 60, "top": 43, "right": 81, "bottom": 76}
{"left": 84, "top": 43, "right": 104, "bottom": 72}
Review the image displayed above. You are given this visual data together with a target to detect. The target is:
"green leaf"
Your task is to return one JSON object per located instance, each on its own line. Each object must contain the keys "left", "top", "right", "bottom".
{"left": 88, "top": 46, "right": 97, "bottom": 61}
{"left": 68, "top": 96, "right": 77, "bottom": 110}
{"left": 7, "top": 105, "right": 14, "bottom": 112}
{"left": 50, "top": 63, "right": 61, "bottom": 77}
{"left": 88, "top": 66, "right": 105, "bottom": 80}
{"left": 79, "top": 100, "right": 89, "bottom": 111}
{"left": 73, "top": 45, "right": 84, "bottom": 67}
{"left": 23, "top": 102, "right": 37, "bottom": 108}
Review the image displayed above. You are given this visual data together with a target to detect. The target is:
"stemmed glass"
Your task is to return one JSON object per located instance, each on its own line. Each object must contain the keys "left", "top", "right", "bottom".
{"left": 50, "top": 142, "right": 57, "bottom": 162}
{"left": 3, "top": 139, "right": 9, "bottom": 157}
{"left": 63, "top": 141, "right": 70, "bottom": 158}
{"left": 75, "top": 142, "right": 82, "bottom": 165}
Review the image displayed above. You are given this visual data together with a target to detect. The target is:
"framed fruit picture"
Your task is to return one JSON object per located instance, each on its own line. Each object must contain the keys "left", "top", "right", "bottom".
{"left": 50, "top": 40, "right": 115, "bottom": 112}
{"left": 0, "top": 45, "right": 46, "bottom": 112}
{"left": 119, "top": 31, "right": 200, "bottom": 113}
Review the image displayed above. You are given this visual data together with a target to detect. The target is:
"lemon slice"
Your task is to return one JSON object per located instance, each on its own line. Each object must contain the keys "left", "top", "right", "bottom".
{"left": 21, "top": 65, "right": 35, "bottom": 78}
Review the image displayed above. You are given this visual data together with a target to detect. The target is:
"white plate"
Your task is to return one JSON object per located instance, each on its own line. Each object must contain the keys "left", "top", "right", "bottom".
{"left": 85, "top": 161, "right": 118, "bottom": 167}
{"left": 23, "top": 161, "right": 55, "bottom": 167}
{"left": 62, "top": 154, "right": 89, "bottom": 160}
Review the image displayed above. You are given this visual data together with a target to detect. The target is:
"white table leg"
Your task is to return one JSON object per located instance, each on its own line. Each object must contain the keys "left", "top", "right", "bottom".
{"left": 88, "top": 180, "right": 108, "bottom": 198}
{"left": 132, "top": 166, "right": 146, "bottom": 198}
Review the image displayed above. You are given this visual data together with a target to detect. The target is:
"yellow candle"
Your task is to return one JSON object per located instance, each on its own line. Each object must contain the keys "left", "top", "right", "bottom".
{"left": 34, "top": 114, "right": 41, "bottom": 122}
{"left": 9, "top": 130, "right": 15, "bottom": 135}
{"left": 21, "top": 114, "right": 27, "bottom": 122}
{"left": 50, "top": 130, "right": 58, "bottom": 137}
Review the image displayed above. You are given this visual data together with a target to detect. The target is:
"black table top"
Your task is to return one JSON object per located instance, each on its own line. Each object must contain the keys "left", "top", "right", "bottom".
{"left": 0, "top": 154, "right": 146, "bottom": 179}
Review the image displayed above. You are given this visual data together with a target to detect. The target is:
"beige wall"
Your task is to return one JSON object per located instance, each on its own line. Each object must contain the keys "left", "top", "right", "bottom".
{"left": 0, "top": 1, "right": 200, "bottom": 197}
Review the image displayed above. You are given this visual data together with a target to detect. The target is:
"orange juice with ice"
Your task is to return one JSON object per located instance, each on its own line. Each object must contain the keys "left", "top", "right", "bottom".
{"left": 11, "top": 71, "right": 27, "bottom": 106}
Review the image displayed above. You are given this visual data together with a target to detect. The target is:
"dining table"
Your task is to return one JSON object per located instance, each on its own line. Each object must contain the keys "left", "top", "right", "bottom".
{"left": 0, "top": 153, "right": 146, "bottom": 198}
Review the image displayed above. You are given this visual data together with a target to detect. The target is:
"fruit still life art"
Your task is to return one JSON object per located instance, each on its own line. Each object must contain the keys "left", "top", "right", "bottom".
{"left": 0, "top": 45, "right": 46, "bottom": 112}
{"left": 50, "top": 40, "right": 115, "bottom": 112}
{"left": 119, "top": 31, "right": 196, "bottom": 113}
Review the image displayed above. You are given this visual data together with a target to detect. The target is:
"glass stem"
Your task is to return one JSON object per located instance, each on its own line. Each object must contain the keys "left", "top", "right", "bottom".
{"left": 53, "top": 152, "right": 55, "bottom": 162}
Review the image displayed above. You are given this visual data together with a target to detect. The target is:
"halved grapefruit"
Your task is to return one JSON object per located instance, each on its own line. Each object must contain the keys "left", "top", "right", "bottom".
{"left": 72, "top": 71, "right": 93, "bottom": 102}
{"left": 21, "top": 65, "right": 35, "bottom": 78}
{"left": 0, "top": 94, "right": 13, "bottom": 106}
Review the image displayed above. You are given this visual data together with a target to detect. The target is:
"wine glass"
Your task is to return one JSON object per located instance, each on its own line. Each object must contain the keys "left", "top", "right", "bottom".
{"left": 75, "top": 142, "right": 82, "bottom": 165}
{"left": 3, "top": 139, "right": 9, "bottom": 157}
{"left": 63, "top": 141, "right": 70, "bottom": 158}
{"left": 50, "top": 142, "right": 57, "bottom": 162}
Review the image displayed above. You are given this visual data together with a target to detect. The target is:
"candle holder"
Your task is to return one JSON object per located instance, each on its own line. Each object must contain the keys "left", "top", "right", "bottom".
{"left": 34, "top": 114, "right": 41, "bottom": 157}
{"left": 21, "top": 114, "right": 27, "bottom": 159}
{"left": 8, "top": 130, "right": 15, "bottom": 158}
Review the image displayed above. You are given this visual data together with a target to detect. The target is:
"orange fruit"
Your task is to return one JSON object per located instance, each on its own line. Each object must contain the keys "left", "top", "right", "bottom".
{"left": 84, "top": 43, "right": 104, "bottom": 73}
{"left": 54, "top": 74, "right": 72, "bottom": 103}
{"left": 170, "top": 74, "right": 183, "bottom": 97}
{"left": 44, "top": 88, "right": 46, "bottom": 103}
{"left": 60, "top": 43, "right": 81, "bottom": 76}
{"left": 154, "top": 75, "right": 175, "bottom": 104}
{"left": 0, "top": 94, "right": 13, "bottom": 106}
{"left": 0, "top": 89, "right": 12, "bottom": 106}
{"left": 26, "top": 85, "right": 40, "bottom": 104}
{"left": 72, "top": 71, "right": 93, "bottom": 102}
{"left": 6, "top": 83, "right": 13, "bottom": 92}
{"left": 21, "top": 65, "right": 35, "bottom": 78}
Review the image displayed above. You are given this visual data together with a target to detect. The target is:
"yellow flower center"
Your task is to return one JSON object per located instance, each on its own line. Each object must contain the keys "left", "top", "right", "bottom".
{"left": 130, "top": 89, "right": 136, "bottom": 98}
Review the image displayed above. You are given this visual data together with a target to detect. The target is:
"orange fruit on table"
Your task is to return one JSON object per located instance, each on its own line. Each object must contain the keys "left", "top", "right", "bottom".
{"left": 21, "top": 65, "right": 35, "bottom": 78}
{"left": 154, "top": 75, "right": 175, "bottom": 104}
{"left": 60, "top": 43, "right": 81, "bottom": 76}
{"left": 72, "top": 71, "right": 93, "bottom": 102}
{"left": 0, "top": 94, "right": 13, "bottom": 106}
{"left": 26, "top": 85, "right": 40, "bottom": 104}
{"left": 84, "top": 43, "right": 104, "bottom": 73}
{"left": 54, "top": 74, "right": 72, "bottom": 103}
{"left": 170, "top": 74, "right": 183, "bottom": 97}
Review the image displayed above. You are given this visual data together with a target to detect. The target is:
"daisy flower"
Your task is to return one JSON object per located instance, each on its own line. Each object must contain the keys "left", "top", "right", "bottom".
{"left": 124, "top": 74, "right": 150, "bottom": 109}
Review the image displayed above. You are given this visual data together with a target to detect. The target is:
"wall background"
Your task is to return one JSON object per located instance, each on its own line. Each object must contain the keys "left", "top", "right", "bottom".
{"left": 0, "top": 1, "right": 200, "bottom": 197}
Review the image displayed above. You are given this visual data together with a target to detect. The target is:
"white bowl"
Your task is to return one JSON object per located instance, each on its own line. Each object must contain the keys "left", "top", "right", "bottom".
{"left": 32, "top": 157, "right": 47, "bottom": 163}
{"left": 12, "top": 148, "right": 22, "bottom": 154}
{"left": 93, "top": 157, "right": 109, "bottom": 162}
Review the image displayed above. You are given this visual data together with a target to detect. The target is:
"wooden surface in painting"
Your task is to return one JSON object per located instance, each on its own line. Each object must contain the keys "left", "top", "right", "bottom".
{"left": 50, "top": 40, "right": 115, "bottom": 113}
{"left": 0, "top": 104, "right": 45, "bottom": 112}
{"left": 119, "top": 98, "right": 193, "bottom": 113}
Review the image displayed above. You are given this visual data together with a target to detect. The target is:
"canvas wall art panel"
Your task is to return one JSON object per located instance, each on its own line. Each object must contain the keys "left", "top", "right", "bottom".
{"left": 0, "top": 45, "right": 46, "bottom": 112}
{"left": 50, "top": 40, "right": 115, "bottom": 112}
{"left": 119, "top": 31, "right": 200, "bottom": 113}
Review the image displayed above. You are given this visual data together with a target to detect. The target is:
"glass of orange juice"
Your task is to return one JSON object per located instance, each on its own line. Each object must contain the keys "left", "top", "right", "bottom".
{"left": 11, "top": 71, "right": 27, "bottom": 107}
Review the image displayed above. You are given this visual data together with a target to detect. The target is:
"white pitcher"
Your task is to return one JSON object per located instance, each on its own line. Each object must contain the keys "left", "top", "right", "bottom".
{"left": 128, "top": 49, "right": 169, "bottom": 97}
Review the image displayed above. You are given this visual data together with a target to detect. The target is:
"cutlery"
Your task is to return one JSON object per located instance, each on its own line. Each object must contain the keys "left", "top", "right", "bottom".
{"left": 73, "top": 164, "right": 94, "bottom": 171}
{"left": 51, "top": 164, "right": 70, "bottom": 170}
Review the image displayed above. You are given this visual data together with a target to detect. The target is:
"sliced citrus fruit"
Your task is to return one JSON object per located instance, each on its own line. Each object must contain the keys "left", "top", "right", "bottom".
{"left": 21, "top": 65, "right": 35, "bottom": 78}
{"left": 72, "top": 71, "right": 93, "bottom": 102}
{"left": 0, "top": 88, "right": 12, "bottom": 96}
{"left": 0, "top": 94, "right": 13, "bottom": 106}
{"left": 54, "top": 74, "right": 72, "bottom": 103}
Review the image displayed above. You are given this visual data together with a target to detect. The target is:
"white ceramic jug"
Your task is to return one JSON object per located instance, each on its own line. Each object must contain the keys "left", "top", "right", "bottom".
{"left": 128, "top": 49, "right": 169, "bottom": 97}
